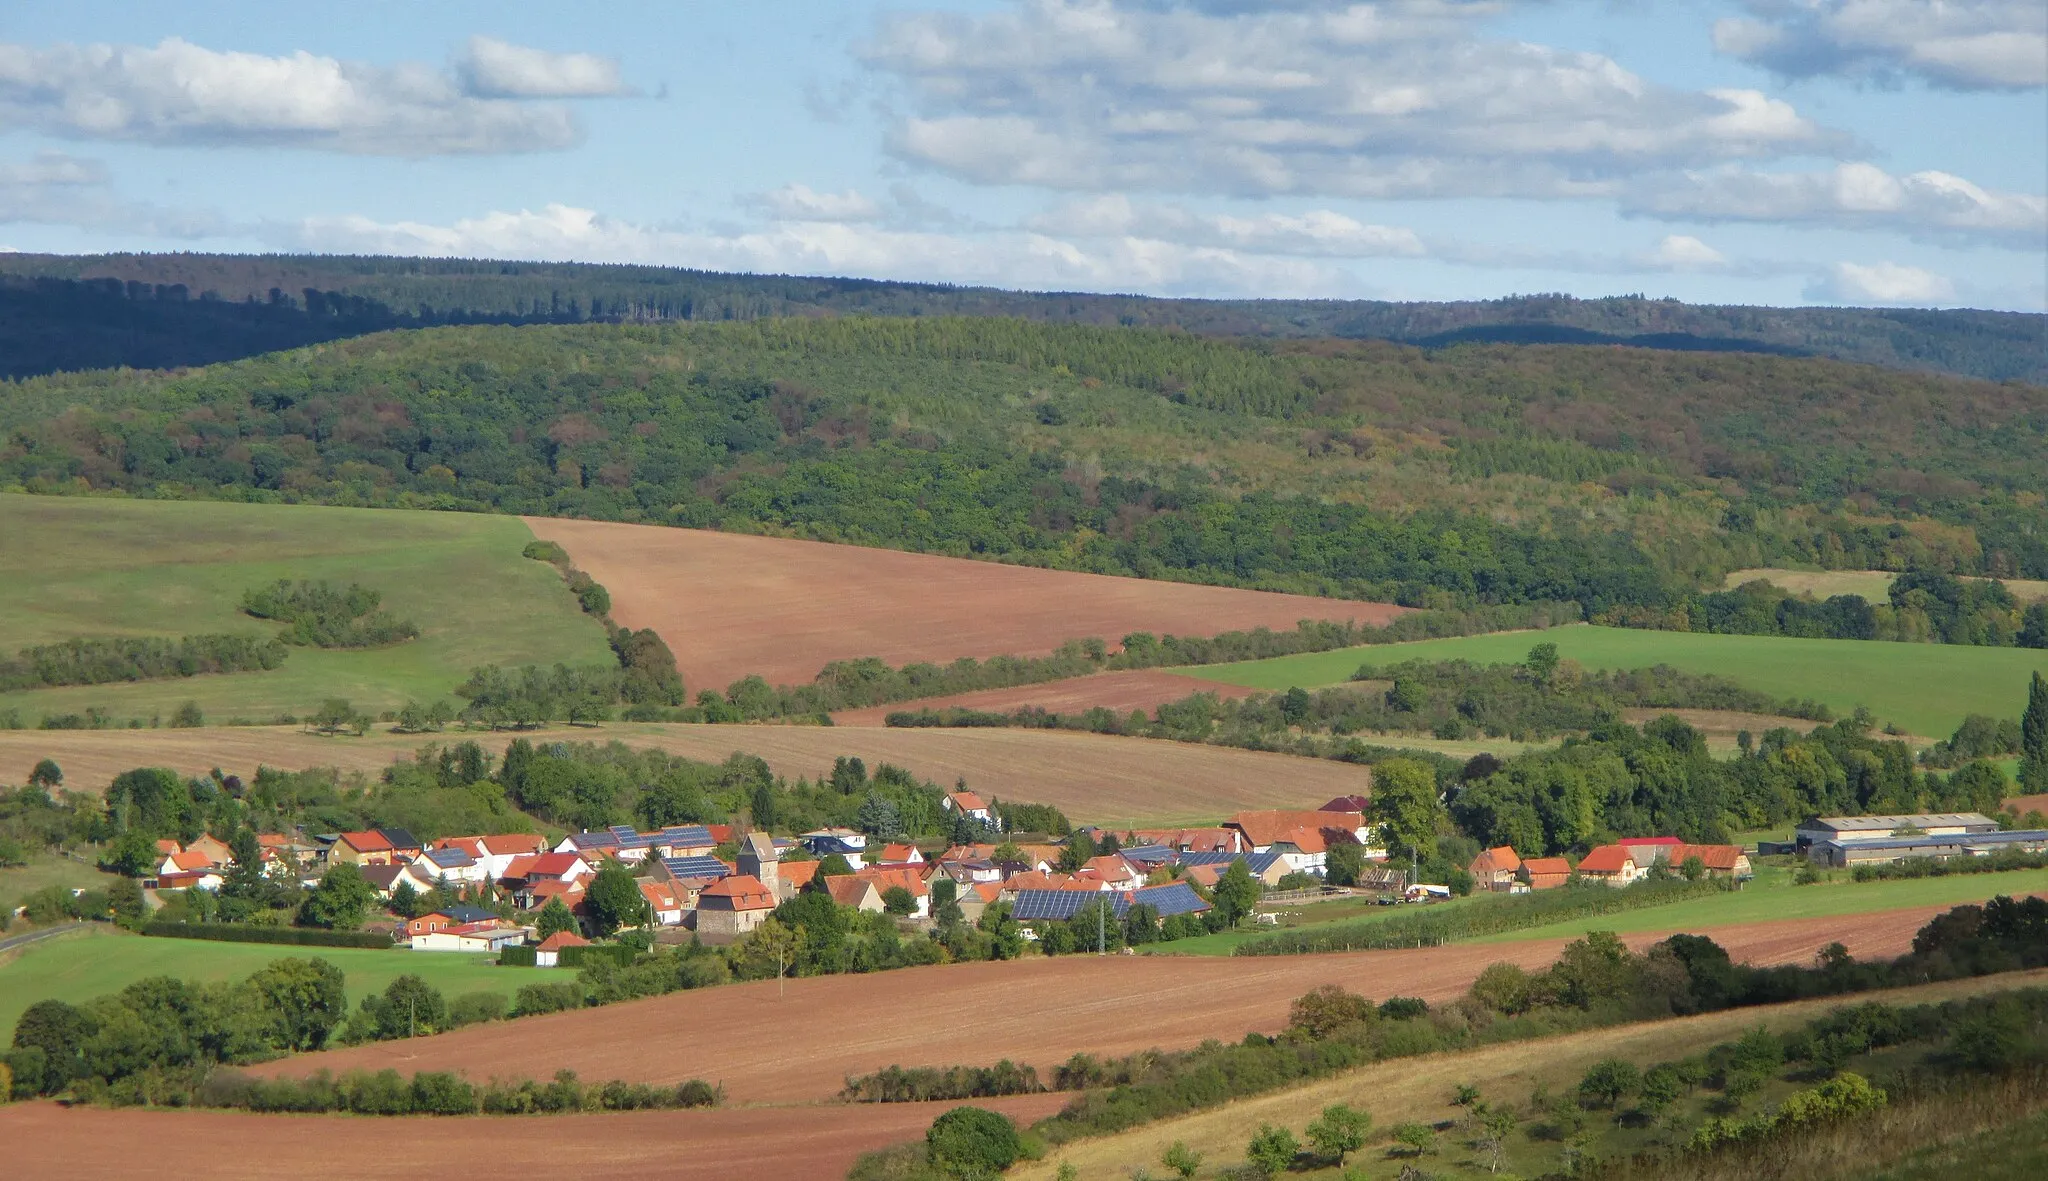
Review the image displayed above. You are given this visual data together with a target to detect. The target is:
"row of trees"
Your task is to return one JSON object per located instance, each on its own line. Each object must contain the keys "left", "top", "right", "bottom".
{"left": 1611, "top": 573, "right": 2048, "bottom": 648}
{"left": 0, "top": 634, "right": 286, "bottom": 692}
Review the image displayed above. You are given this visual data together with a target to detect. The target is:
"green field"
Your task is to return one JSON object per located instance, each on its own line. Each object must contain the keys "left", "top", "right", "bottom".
{"left": 1474, "top": 868, "right": 2048, "bottom": 943}
{"left": 0, "top": 495, "right": 612, "bottom": 721}
{"left": 1180, "top": 625, "right": 2048, "bottom": 737}
{"left": 0, "top": 924, "right": 544, "bottom": 1036}
{"left": 0, "top": 852, "right": 121, "bottom": 915}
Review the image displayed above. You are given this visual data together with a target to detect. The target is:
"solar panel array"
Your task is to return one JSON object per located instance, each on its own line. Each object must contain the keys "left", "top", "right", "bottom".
{"left": 601, "top": 824, "right": 717, "bottom": 851}
{"left": 1174, "top": 850, "right": 1281, "bottom": 874}
{"left": 1130, "top": 882, "right": 1209, "bottom": 918}
{"left": 660, "top": 855, "right": 731, "bottom": 881}
{"left": 1009, "top": 882, "right": 1212, "bottom": 922}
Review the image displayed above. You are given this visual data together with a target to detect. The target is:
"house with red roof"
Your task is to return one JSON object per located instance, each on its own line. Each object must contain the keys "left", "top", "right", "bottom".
{"left": 876, "top": 842, "right": 925, "bottom": 865}
{"left": 639, "top": 880, "right": 686, "bottom": 926}
{"left": 1616, "top": 836, "right": 1684, "bottom": 867}
{"left": 411, "top": 921, "right": 527, "bottom": 954}
{"left": 159, "top": 849, "right": 214, "bottom": 877}
{"left": 1665, "top": 843, "right": 1753, "bottom": 880}
{"left": 534, "top": 930, "right": 589, "bottom": 967}
{"left": 1469, "top": 846, "right": 1524, "bottom": 892}
{"left": 331, "top": 829, "right": 396, "bottom": 866}
{"left": 941, "top": 790, "right": 997, "bottom": 828}
{"left": 858, "top": 866, "right": 933, "bottom": 915}
{"left": 1574, "top": 845, "right": 1642, "bottom": 887}
{"left": 1519, "top": 856, "right": 1572, "bottom": 890}
{"left": 696, "top": 874, "right": 777, "bottom": 943}
{"left": 825, "top": 875, "right": 885, "bottom": 913}
{"left": 1076, "top": 854, "right": 1142, "bottom": 892}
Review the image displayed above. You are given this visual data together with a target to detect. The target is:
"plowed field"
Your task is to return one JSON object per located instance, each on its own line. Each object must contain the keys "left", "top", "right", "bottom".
{"left": 522, "top": 517, "right": 1403, "bottom": 692}
{"left": 0, "top": 1094, "right": 1067, "bottom": 1180}
{"left": 0, "top": 723, "right": 1369, "bottom": 824}
{"left": 832, "top": 669, "right": 1257, "bottom": 726}
{"left": 253, "top": 907, "right": 1943, "bottom": 1105}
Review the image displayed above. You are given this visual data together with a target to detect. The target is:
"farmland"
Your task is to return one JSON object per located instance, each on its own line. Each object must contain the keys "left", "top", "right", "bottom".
{"left": 525, "top": 515, "right": 1405, "bottom": 695}
{"left": 830, "top": 668, "right": 1258, "bottom": 725}
{"left": 1008, "top": 966, "right": 2048, "bottom": 1180}
{"left": 1726, "top": 566, "right": 2048, "bottom": 602}
{"left": 0, "top": 924, "right": 544, "bottom": 1035}
{"left": 1181, "top": 624, "right": 2048, "bottom": 738}
{"left": 0, "top": 496, "right": 609, "bottom": 721}
{"left": 0, "top": 721, "right": 1373, "bottom": 826}
{"left": 249, "top": 904, "right": 1946, "bottom": 1104}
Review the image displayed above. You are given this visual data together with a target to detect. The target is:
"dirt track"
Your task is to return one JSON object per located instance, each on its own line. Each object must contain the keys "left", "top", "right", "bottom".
{"left": 255, "top": 907, "right": 1944, "bottom": 1105}
{"left": 0, "top": 1093, "right": 1067, "bottom": 1180}
{"left": 522, "top": 517, "right": 1404, "bottom": 693}
{"left": 2, "top": 723, "right": 1367, "bottom": 824}
{"left": 832, "top": 669, "right": 1258, "bottom": 726}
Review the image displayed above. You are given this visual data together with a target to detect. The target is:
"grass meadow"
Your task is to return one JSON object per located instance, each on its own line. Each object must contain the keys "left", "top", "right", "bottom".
{"left": 0, "top": 851, "right": 122, "bottom": 916}
{"left": 0, "top": 495, "right": 612, "bottom": 722}
{"left": 0, "top": 923, "right": 544, "bottom": 1037}
{"left": 1179, "top": 624, "right": 2048, "bottom": 738}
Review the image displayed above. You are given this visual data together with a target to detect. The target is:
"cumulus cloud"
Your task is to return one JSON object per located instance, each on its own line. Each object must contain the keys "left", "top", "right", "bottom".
{"left": 863, "top": 0, "right": 1846, "bottom": 201}
{"left": 0, "top": 36, "right": 623, "bottom": 155}
{"left": 0, "top": 149, "right": 224, "bottom": 237}
{"left": 751, "top": 183, "right": 885, "bottom": 222}
{"left": 1806, "top": 260, "right": 1957, "bottom": 304}
{"left": 1625, "top": 162, "right": 2048, "bottom": 247}
{"left": 1715, "top": 1, "right": 2047, "bottom": 90}
{"left": 280, "top": 202, "right": 1359, "bottom": 297}
{"left": 1645, "top": 234, "right": 1729, "bottom": 269}
{"left": 456, "top": 35, "right": 629, "bottom": 98}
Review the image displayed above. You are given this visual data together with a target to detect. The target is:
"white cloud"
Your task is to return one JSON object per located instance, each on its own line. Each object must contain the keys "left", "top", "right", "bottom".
{"left": 0, "top": 149, "right": 224, "bottom": 237}
{"left": 280, "top": 202, "right": 1359, "bottom": 297}
{"left": 1029, "top": 194, "right": 1425, "bottom": 256}
{"left": 0, "top": 36, "right": 615, "bottom": 155}
{"left": 1646, "top": 234, "right": 1728, "bottom": 269}
{"left": 752, "top": 183, "right": 885, "bottom": 223}
{"left": 457, "top": 36, "right": 629, "bottom": 98}
{"left": 1715, "top": 1, "right": 2047, "bottom": 91}
{"left": 863, "top": 0, "right": 1847, "bottom": 201}
{"left": 1807, "top": 260, "right": 1957, "bottom": 304}
{"left": 1625, "top": 162, "right": 2048, "bottom": 247}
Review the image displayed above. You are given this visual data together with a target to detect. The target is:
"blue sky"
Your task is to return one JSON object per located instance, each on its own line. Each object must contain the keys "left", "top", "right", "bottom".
{"left": 0, "top": 0, "right": 2041, "bottom": 309}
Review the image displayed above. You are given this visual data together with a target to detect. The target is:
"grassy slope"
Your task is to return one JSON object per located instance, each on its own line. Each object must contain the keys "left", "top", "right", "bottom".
{"left": 0, "top": 924, "right": 543, "bottom": 1037}
{"left": 0, "top": 851, "right": 121, "bottom": 914}
{"left": 1180, "top": 625, "right": 2048, "bottom": 737}
{"left": 0, "top": 496, "right": 612, "bottom": 721}
{"left": 1014, "top": 968, "right": 2048, "bottom": 1180}
{"left": 1726, "top": 567, "right": 2048, "bottom": 602}
{"left": 1869, "top": 1110, "right": 2048, "bottom": 1181}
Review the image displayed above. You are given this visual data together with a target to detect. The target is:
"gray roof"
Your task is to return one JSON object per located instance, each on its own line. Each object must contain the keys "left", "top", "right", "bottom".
{"left": 1820, "top": 830, "right": 2048, "bottom": 854}
{"left": 1800, "top": 813, "right": 1999, "bottom": 834}
{"left": 1175, "top": 850, "right": 1283, "bottom": 874}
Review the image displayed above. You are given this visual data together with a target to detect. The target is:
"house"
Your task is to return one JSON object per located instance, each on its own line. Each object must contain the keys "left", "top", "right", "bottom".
{"left": 1468, "top": 847, "right": 1523, "bottom": 892}
{"left": 695, "top": 874, "right": 777, "bottom": 943}
{"left": 155, "top": 866, "right": 224, "bottom": 892}
{"left": 955, "top": 880, "right": 1006, "bottom": 924}
{"left": 858, "top": 866, "right": 932, "bottom": 916}
{"left": 330, "top": 830, "right": 396, "bottom": 866}
{"left": 358, "top": 863, "right": 408, "bottom": 899}
{"left": 1129, "top": 827, "right": 1240, "bottom": 854}
{"left": 159, "top": 850, "right": 215, "bottom": 877}
{"left": 1615, "top": 836, "right": 1683, "bottom": 866}
{"left": 404, "top": 847, "right": 489, "bottom": 890}
{"left": 639, "top": 880, "right": 686, "bottom": 926}
{"left": 1319, "top": 794, "right": 1373, "bottom": 814}
{"left": 504, "top": 852, "right": 597, "bottom": 908}
{"left": 378, "top": 827, "right": 423, "bottom": 862}
{"left": 405, "top": 904, "right": 502, "bottom": 941}
{"left": 434, "top": 834, "right": 546, "bottom": 880}
{"left": 876, "top": 843, "right": 925, "bottom": 865}
{"left": 776, "top": 859, "right": 825, "bottom": 899}
{"left": 1663, "top": 843, "right": 1754, "bottom": 880}
{"left": 651, "top": 854, "right": 732, "bottom": 891}
{"left": 186, "top": 833, "right": 235, "bottom": 866}
{"left": 1520, "top": 856, "right": 1572, "bottom": 890}
{"left": 411, "top": 922, "right": 528, "bottom": 954}
{"left": 1009, "top": 881, "right": 1211, "bottom": 923}
{"left": 1226, "top": 810, "right": 1376, "bottom": 859}
{"left": 534, "top": 930, "right": 589, "bottom": 967}
{"left": 256, "top": 833, "right": 318, "bottom": 870}
{"left": 1264, "top": 826, "right": 1347, "bottom": 877}
{"left": 799, "top": 828, "right": 868, "bottom": 868}
{"left": 737, "top": 832, "right": 781, "bottom": 897}
{"left": 1574, "top": 845, "right": 1641, "bottom": 887}
{"left": 1175, "top": 850, "right": 1289, "bottom": 887}
{"left": 941, "top": 791, "right": 997, "bottom": 828}
{"left": 154, "top": 838, "right": 182, "bottom": 856}
{"left": 1075, "top": 854, "right": 1142, "bottom": 892}
{"left": 823, "top": 875, "right": 886, "bottom": 912}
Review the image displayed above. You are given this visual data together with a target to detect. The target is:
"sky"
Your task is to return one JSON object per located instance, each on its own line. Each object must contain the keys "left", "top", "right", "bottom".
{"left": 0, "top": 0, "right": 2041, "bottom": 310}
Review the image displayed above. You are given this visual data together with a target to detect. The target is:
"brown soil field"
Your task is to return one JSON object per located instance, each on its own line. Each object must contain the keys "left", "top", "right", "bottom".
{"left": 2007, "top": 793, "right": 2048, "bottom": 817}
{"left": 522, "top": 517, "right": 1404, "bottom": 692}
{"left": 254, "top": 906, "right": 1942, "bottom": 1106}
{"left": 0, "top": 723, "right": 1369, "bottom": 825}
{"left": 832, "top": 669, "right": 1258, "bottom": 726}
{"left": 0, "top": 1093, "right": 1067, "bottom": 1180}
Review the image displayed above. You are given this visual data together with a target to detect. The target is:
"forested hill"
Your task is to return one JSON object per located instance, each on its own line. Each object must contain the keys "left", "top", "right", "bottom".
{"left": 6, "top": 317, "right": 2047, "bottom": 610}
{"left": 0, "top": 252, "right": 2041, "bottom": 384}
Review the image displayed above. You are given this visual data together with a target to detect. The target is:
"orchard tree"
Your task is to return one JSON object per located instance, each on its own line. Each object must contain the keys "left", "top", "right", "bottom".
{"left": 1245, "top": 1124, "right": 1300, "bottom": 1177}
{"left": 1306, "top": 1103, "right": 1372, "bottom": 1165}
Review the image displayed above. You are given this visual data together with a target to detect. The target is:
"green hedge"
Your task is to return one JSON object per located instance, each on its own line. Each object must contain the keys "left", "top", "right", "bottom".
{"left": 558, "top": 943, "right": 638, "bottom": 969}
{"left": 142, "top": 921, "right": 392, "bottom": 949}
{"left": 497, "top": 944, "right": 539, "bottom": 967}
{"left": 1233, "top": 878, "right": 1733, "bottom": 955}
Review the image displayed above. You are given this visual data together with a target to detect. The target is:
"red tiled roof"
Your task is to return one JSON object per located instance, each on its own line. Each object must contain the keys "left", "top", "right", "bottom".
{"left": 700, "top": 873, "right": 776, "bottom": 910}
{"left": 167, "top": 850, "right": 213, "bottom": 871}
{"left": 780, "top": 860, "right": 824, "bottom": 888}
{"left": 1617, "top": 836, "right": 1684, "bottom": 847}
{"left": 529, "top": 878, "right": 585, "bottom": 899}
{"left": 154, "top": 838, "right": 182, "bottom": 854}
{"left": 639, "top": 881, "right": 682, "bottom": 912}
{"left": 435, "top": 836, "right": 489, "bottom": 857}
{"left": 518, "top": 852, "right": 586, "bottom": 879}
{"left": 484, "top": 834, "right": 547, "bottom": 855}
{"left": 1320, "top": 795, "right": 1372, "bottom": 813}
{"left": 1470, "top": 846, "right": 1522, "bottom": 876}
{"left": 1228, "top": 810, "right": 1361, "bottom": 849}
{"left": 947, "top": 791, "right": 989, "bottom": 812}
{"left": 859, "top": 866, "right": 930, "bottom": 897}
{"left": 339, "top": 830, "right": 393, "bottom": 853}
{"left": 1666, "top": 843, "right": 1746, "bottom": 871}
{"left": 536, "top": 931, "right": 590, "bottom": 951}
{"left": 1521, "top": 856, "right": 1572, "bottom": 876}
{"left": 969, "top": 881, "right": 1004, "bottom": 903}
{"left": 826, "top": 876, "right": 879, "bottom": 908}
{"left": 1576, "top": 846, "right": 1636, "bottom": 874}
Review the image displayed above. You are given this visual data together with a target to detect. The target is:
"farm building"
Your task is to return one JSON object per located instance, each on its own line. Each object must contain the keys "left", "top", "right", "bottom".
{"left": 534, "top": 931, "right": 589, "bottom": 967}
{"left": 1573, "top": 845, "right": 1641, "bottom": 887}
{"left": 1175, "top": 850, "right": 1289, "bottom": 887}
{"left": 1520, "top": 857, "right": 1571, "bottom": 889}
{"left": 1469, "top": 847, "right": 1523, "bottom": 892}
{"left": 696, "top": 873, "right": 777, "bottom": 943}
{"left": 1794, "top": 813, "right": 1999, "bottom": 855}
{"left": 1615, "top": 836, "right": 1683, "bottom": 865}
{"left": 1807, "top": 829, "right": 2048, "bottom": 868}
{"left": 1665, "top": 843, "right": 1754, "bottom": 880}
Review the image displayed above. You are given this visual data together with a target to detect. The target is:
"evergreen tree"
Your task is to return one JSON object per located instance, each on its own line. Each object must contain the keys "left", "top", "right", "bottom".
{"left": 536, "top": 895, "right": 578, "bottom": 939}
{"left": 2023, "top": 672, "right": 2048, "bottom": 794}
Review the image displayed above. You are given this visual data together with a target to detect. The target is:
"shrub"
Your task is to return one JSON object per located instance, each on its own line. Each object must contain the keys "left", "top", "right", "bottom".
{"left": 447, "top": 992, "right": 508, "bottom": 1028}
{"left": 513, "top": 982, "right": 585, "bottom": 1017}
{"left": 925, "top": 1106, "right": 1022, "bottom": 1178}
{"left": 1245, "top": 1124, "right": 1300, "bottom": 1177}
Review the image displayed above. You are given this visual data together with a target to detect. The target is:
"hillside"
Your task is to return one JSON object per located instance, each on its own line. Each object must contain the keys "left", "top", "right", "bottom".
{"left": 0, "top": 253, "right": 2040, "bottom": 383}
{"left": 6, "top": 318, "right": 2046, "bottom": 612}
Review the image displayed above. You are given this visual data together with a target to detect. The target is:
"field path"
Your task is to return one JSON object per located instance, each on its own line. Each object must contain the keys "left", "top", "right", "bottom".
{"left": 522, "top": 517, "right": 1403, "bottom": 692}
{"left": 0, "top": 1093, "right": 1067, "bottom": 1180}
{"left": 253, "top": 905, "right": 1950, "bottom": 1105}
{"left": 0, "top": 723, "right": 1369, "bottom": 825}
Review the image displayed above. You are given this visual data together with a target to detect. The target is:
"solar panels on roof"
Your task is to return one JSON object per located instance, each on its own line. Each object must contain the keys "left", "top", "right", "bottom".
{"left": 1131, "top": 881, "right": 1210, "bottom": 918}
{"left": 1010, "top": 883, "right": 1212, "bottom": 922}
{"left": 658, "top": 825, "right": 716, "bottom": 847}
{"left": 661, "top": 855, "right": 731, "bottom": 881}
{"left": 1175, "top": 851, "right": 1279, "bottom": 873}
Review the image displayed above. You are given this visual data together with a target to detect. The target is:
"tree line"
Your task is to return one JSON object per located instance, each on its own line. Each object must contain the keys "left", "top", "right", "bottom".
{"left": 0, "top": 634, "right": 286, "bottom": 692}
{"left": 1605, "top": 572, "right": 2048, "bottom": 648}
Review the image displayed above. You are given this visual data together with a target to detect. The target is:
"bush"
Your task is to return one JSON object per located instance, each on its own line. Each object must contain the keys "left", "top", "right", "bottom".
{"left": 842, "top": 1061, "right": 1045, "bottom": 1103}
{"left": 497, "top": 944, "right": 538, "bottom": 967}
{"left": 1245, "top": 1124, "right": 1300, "bottom": 1177}
{"left": 925, "top": 1106, "right": 1023, "bottom": 1178}
{"left": 513, "top": 982, "right": 585, "bottom": 1017}
{"left": 447, "top": 992, "right": 508, "bottom": 1028}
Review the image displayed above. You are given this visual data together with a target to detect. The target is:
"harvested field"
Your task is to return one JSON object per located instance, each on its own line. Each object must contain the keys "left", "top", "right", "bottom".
{"left": 253, "top": 906, "right": 1948, "bottom": 1105}
{"left": 0, "top": 1094, "right": 1067, "bottom": 1180}
{"left": 0, "top": 723, "right": 1370, "bottom": 825}
{"left": 522, "top": 517, "right": 1403, "bottom": 692}
{"left": 832, "top": 669, "right": 1257, "bottom": 726}
{"left": 2007, "top": 793, "right": 2048, "bottom": 817}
